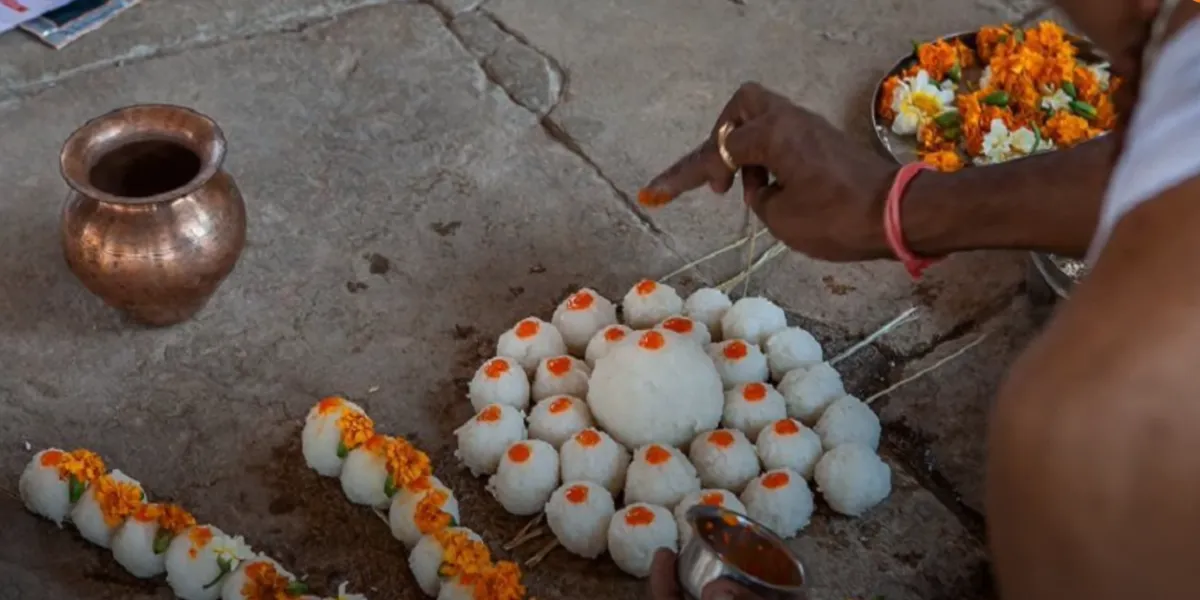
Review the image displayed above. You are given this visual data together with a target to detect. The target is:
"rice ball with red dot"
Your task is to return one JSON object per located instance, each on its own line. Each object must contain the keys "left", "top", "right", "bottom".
{"left": 584, "top": 324, "right": 633, "bottom": 368}
{"left": 708, "top": 339, "right": 769, "bottom": 389}
{"left": 531, "top": 355, "right": 590, "bottom": 401}
{"left": 740, "top": 468, "right": 814, "bottom": 538}
{"left": 409, "top": 527, "right": 483, "bottom": 596}
{"left": 778, "top": 362, "right": 846, "bottom": 424}
{"left": 497, "top": 317, "right": 567, "bottom": 373}
{"left": 656, "top": 315, "right": 711, "bottom": 347}
{"left": 552, "top": 288, "right": 619, "bottom": 357}
{"left": 588, "top": 329, "right": 724, "bottom": 448}
{"left": 814, "top": 395, "right": 881, "bottom": 451}
{"left": 673, "top": 489, "right": 746, "bottom": 547}
{"left": 684, "top": 287, "right": 732, "bottom": 341}
{"left": 528, "top": 395, "right": 593, "bottom": 448}
{"left": 723, "top": 382, "right": 788, "bottom": 442}
{"left": 720, "top": 297, "right": 788, "bottom": 346}
{"left": 389, "top": 476, "right": 461, "bottom": 548}
{"left": 622, "top": 280, "right": 684, "bottom": 329}
{"left": 625, "top": 444, "right": 701, "bottom": 509}
{"left": 764, "top": 327, "right": 823, "bottom": 381}
{"left": 607, "top": 503, "right": 678, "bottom": 578}
{"left": 302, "top": 396, "right": 374, "bottom": 478}
{"left": 756, "top": 418, "right": 823, "bottom": 479}
{"left": 545, "top": 481, "right": 616, "bottom": 558}
{"left": 687, "top": 429, "right": 760, "bottom": 493}
{"left": 487, "top": 440, "right": 559, "bottom": 516}
{"left": 467, "top": 357, "right": 530, "bottom": 412}
{"left": 454, "top": 403, "right": 527, "bottom": 476}
{"left": 815, "top": 443, "right": 892, "bottom": 517}
{"left": 560, "top": 428, "right": 631, "bottom": 494}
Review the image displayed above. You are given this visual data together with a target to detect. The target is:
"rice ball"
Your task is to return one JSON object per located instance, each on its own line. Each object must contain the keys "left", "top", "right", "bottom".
{"left": 624, "top": 444, "right": 700, "bottom": 509}
{"left": 487, "top": 440, "right": 559, "bottom": 515}
{"left": 302, "top": 396, "right": 374, "bottom": 477}
{"left": 112, "top": 503, "right": 196, "bottom": 579}
{"left": 454, "top": 403, "right": 527, "bottom": 476}
{"left": 607, "top": 503, "right": 678, "bottom": 578}
{"left": 528, "top": 395, "right": 593, "bottom": 448}
{"left": 545, "top": 481, "right": 616, "bottom": 558}
{"left": 720, "top": 297, "right": 787, "bottom": 346}
{"left": 708, "top": 339, "right": 769, "bottom": 389}
{"left": 467, "top": 357, "right": 530, "bottom": 413}
{"left": 339, "top": 435, "right": 393, "bottom": 508}
{"left": 18, "top": 448, "right": 95, "bottom": 526}
{"left": 552, "top": 288, "right": 619, "bottom": 356}
{"left": 584, "top": 324, "right": 633, "bottom": 368}
{"left": 409, "top": 528, "right": 483, "bottom": 597}
{"left": 560, "top": 428, "right": 631, "bottom": 494}
{"left": 656, "top": 315, "right": 712, "bottom": 347}
{"left": 756, "top": 418, "right": 824, "bottom": 479}
{"left": 220, "top": 555, "right": 297, "bottom": 600}
{"left": 814, "top": 395, "right": 881, "bottom": 451}
{"left": 673, "top": 489, "right": 746, "bottom": 547}
{"left": 815, "top": 444, "right": 892, "bottom": 516}
{"left": 588, "top": 329, "right": 723, "bottom": 448}
{"left": 688, "top": 429, "right": 760, "bottom": 493}
{"left": 778, "top": 362, "right": 846, "bottom": 424}
{"left": 496, "top": 317, "right": 568, "bottom": 373}
{"left": 622, "top": 279, "right": 684, "bottom": 329}
{"left": 723, "top": 382, "right": 788, "bottom": 442}
{"left": 389, "top": 477, "right": 461, "bottom": 548}
{"left": 71, "top": 469, "right": 145, "bottom": 548}
{"left": 165, "top": 526, "right": 254, "bottom": 600}
{"left": 740, "top": 469, "right": 814, "bottom": 538}
{"left": 683, "top": 287, "right": 733, "bottom": 341}
{"left": 531, "top": 355, "right": 591, "bottom": 401}
{"left": 764, "top": 327, "right": 823, "bottom": 381}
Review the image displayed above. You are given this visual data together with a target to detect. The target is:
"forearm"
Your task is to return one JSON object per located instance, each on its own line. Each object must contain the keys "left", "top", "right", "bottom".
{"left": 986, "top": 180, "right": 1200, "bottom": 599}
{"left": 900, "top": 135, "right": 1115, "bottom": 258}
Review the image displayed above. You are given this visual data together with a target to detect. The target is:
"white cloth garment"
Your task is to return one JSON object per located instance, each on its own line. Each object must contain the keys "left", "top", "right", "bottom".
{"left": 1087, "top": 17, "right": 1200, "bottom": 263}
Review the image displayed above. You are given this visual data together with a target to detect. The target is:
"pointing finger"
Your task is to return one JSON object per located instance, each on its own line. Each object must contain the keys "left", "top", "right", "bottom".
{"left": 640, "top": 117, "right": 776, "bottom": 206}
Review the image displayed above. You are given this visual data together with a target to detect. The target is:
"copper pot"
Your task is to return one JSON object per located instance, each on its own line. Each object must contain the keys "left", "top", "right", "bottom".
{"left": 59, "top": 104, "right": 246, "bottom": 326}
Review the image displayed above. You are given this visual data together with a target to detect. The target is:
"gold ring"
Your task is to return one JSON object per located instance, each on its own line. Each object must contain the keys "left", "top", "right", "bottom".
{"left": 717, "top": 122, "right": 737, "bottom": 171}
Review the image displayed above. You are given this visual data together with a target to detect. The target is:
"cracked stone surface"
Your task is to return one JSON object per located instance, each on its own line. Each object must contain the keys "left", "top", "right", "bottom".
{"left": 0, "top": 0, "right": 1050, "bottom": 597}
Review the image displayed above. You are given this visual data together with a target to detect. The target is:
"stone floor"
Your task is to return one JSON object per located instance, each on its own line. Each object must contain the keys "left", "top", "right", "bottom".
{"left": 0, "top": 0, "right": 1056, "bottom": 598}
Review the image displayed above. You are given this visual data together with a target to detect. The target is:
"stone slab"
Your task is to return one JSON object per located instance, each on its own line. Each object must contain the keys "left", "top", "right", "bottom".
{"left": 878, "top": 297, "right": 1041, "bottom": 514}
{"left": 0, "top": 5, "right": 685, "bottom": 598}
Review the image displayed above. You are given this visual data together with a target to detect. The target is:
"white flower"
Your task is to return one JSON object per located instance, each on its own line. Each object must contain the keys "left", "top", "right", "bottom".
{"left": 1089, "top": 62, "right": 1111, "bottom": 91}
{"left": 1041, "top": 88, "right": 1073, "bottom": 112}
{"left": 337, "top": 581, "right": 369, "bottom": 600}
{"left": 979, "top": 66, "right": 993, "bottom": 90}
{"left": 210, "top": 534, "right": 254, "bottom": 571}
{"left": 890, "top": 69, "right": 956, "bottom": 136}
{"left": 978, "top": 119, "right": 1038, "bottom": 164}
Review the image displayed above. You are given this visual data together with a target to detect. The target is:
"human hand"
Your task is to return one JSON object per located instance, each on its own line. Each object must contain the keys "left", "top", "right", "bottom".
{"left": 649, "top": 548, "right": 761, "bottom": 600}
{"left": 640, "top": 82, "right": 901, "bottom": 262}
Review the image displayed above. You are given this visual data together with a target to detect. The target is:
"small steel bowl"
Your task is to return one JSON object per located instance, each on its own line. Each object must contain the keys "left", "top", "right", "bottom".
{"left": 677, "top": 505, "right": 808, "bottom": 599}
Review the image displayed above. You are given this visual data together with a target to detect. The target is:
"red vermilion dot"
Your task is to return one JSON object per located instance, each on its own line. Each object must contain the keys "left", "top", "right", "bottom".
{"left": 548, "top": 397, "right": 573, "bottom": 414}
{"left": 575, "top": 429, "right": 602, "bottom": 447}
{"left": 478, "top": 405, "right": 503, "bottom": 422}
{"left": 723, "top": 340, "right": 749, "bottom": 360}
{"left": 635, "top": 280, "right": 657, "bottom": 296}
{"left": 546, "top": 357, "right": 573, "bottom": 376}
{"left": 566, "top": 484, "right": 590, "bottom": 504}
{"left": 708, "top": 430, "right": 735, "bottom": 448}
{"left": 699, "top": 492, "right": 725, "bottom": 507}
{"left": 661, "top": 317, "right": 694, "bottom": 334}
{"left": 515, "top": 319, "right": 540, "bottom": 339}
{"left": 645, "top": 445, "right": 671, "bottom": 465}
{"left": 742, "top": 382, "right": 768, "bottom": 402}
{"left": 483, "top": 358, "right": 510, "bottom": 379}
{"left": 763, "top": 471, "right": 791, "bottom": 489}
{"left": 625, "top": 506, "right": 656, "bottom": 526}
{"left": 604, "top": 327, "right": 627, "bottom": 342}
{"left": 773, "top": 419, "right": 800, "bottom": 436}
{"left": 507, "top": 443, "right": 532, "bottom": 463}
{"left": 639, "top": 330, "right": 666, "bottom": 350}
{"left": 566, "top": 290, "right": 595, "bottom": 311}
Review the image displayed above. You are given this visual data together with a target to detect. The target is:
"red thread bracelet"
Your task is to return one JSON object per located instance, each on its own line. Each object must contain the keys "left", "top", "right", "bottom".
{"left": 884, "top": 162, "right": 938, "bottom": 279}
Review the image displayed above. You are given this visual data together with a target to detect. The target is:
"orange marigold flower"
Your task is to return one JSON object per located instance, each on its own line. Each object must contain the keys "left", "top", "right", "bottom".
{"left": 384, "top": 438, "right": 432, "bottom": 490}
{"left": 414, "top": 490, "right": 454, "bottom": 535}
{"left": 917, "top": 120, "right": 955, "bottom": 152}
{"left": 976, "top": 24, "right": 1014, "bottom": 62}
{"left": 1022, "top": 21, "right": 1075, "bottom": 59}
{"left": 921, "top": 150, "right": 965, "bottom": 172}
{"left": 1044, "top": 111, "right": 1096, "bottom": 148}
{"left": 916, "top": 39, "right": 960, "bottom": 81}
{"left": 1072, "top": 65, "right": 1103, "bottom": 105}
{"left": 436, "top": 530, "right": 492, "bottom": 580}
{"left": 878, "top": 75, "right": 902, "bottom": 121}
{"left": 953, "top": 39, "right": 977, "bottom": 69}
{"left": 474, "top": 561, "right": 526, "bottom": 600}
{"left": 1094, "top": 94, "right": 1118, "bottom": 130}
{"left": 956, "top": 91, "right": 985, "bottom": 156}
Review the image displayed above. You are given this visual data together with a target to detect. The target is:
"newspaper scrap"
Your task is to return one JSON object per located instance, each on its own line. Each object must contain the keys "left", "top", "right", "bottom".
{"left": 0, "top": 0, "right": 73, "bottom": 34}
{"left": 20, "top": 0, "right": 140, "bottom": 49}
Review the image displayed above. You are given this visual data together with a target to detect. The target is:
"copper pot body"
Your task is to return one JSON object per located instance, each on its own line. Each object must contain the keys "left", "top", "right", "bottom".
{"left": 59, "top": 104, "right": 246, "bottom": 327}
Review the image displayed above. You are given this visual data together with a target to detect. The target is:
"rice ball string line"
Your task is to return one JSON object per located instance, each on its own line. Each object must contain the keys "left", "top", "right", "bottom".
{"left": 300, "top": 398, "right": 528, "bottom": 600}
{"left": 19, "top": 446, "right": 370, "bottom": 600}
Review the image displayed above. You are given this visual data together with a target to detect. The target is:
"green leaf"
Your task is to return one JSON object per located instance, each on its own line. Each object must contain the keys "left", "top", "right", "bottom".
{"left": 982, "top": 91, "right": 1009, "bottom": 107}
{"left": 997, "top": 34, "right": 1008, "bottom": 44}
{"left": 1062, "top": 81, "right": 1078, "bottom": 99}
{"left": 1014, "top": 29, "right": 1025, "bottom": 43}
{"left": 449, "top": 516, "right": 459, "bottom": 527}
{"left": 384, "top": 474, "right": 397, "bottom": 498}
{"left": 336, "top": 440, "right": 349, "bottom": 459}
{"left": 152, "top": 530, "right": 172, "bottom": 555}
{"left": 1069, "top": 100, "right": 1097, "bottom": 120}
{"left": 933, "top": 111, "right": 961, "bottom": 129}
{"left": 286, "top": 581, "right": 310, "bottom": 596}
{"left": 202, "top": 558, "right": 233, "bottom": 590}
{"left": 911, "top": 39, "right": 922, "bottom": 55}
{"left": 942, "top": 127, "right": 962, "bottom": 141}
{"left": 1031, "top": 122, "right": 1042, "bottom": 153}
{"left": 68, "top": 476, "right": 85, "bottom": 504}
{"left": 947, "top": 62, "right": 962, "bottom": 83}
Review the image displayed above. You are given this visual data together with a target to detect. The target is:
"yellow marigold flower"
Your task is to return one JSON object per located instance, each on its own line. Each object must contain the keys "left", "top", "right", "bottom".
{"left": 976, "top": 24, "right": 1014, "bottom": 62}
{"left": 436, "top": 530, "right": 492, "bottom": 580}
{"left": 916, "top": 39, "right": 960, "bottom": 81}
{"left": 921, "top": 150, "right": 965, "bottom": 172}
{"left": 1044, "top": 111, "right": 1095, "bottom": 147}
{"left": 385, "top": 438, "right": 432, "bottom": 490}
{"left": 474, "top": 561, "right": 526, "bottom": 600}
{"left": 414, "top": 490, "right": 454, "bottom": 535}
{"left": 878, "top": 75, "right": 902, "bottom": 121}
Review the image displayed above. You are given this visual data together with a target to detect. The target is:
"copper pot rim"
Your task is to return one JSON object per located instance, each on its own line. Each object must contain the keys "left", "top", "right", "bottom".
{"left": 59, "top": 103, "right": 227, "bottom": 206}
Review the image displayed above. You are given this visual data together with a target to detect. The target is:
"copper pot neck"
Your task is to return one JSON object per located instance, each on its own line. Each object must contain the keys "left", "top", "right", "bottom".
{"left": 59, "top": 104, "right": 227, "bottom": 206}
